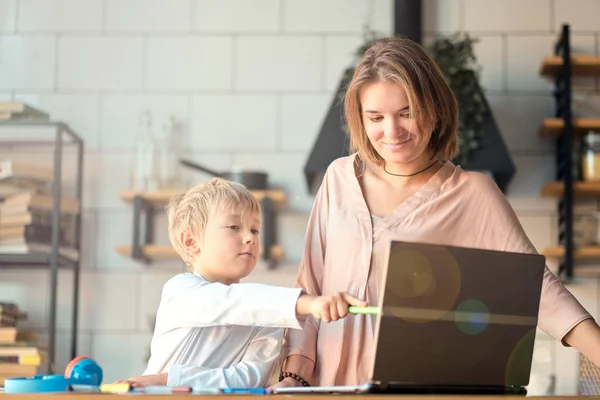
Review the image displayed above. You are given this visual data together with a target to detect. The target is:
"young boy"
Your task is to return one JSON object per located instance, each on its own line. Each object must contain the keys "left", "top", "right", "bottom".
{"left": 122, "top": 178, "right": 365, "bottom": 389}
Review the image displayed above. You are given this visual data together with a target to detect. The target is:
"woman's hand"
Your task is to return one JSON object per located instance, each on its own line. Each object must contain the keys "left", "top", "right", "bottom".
{"left": 268, "top": 377, "right": 302, "bottom": 390}
{"left": 115, "top": 372, "right": 168, "bottom": 387}
{"left": 297, "top": 291, "right": 367, "bottom": 323}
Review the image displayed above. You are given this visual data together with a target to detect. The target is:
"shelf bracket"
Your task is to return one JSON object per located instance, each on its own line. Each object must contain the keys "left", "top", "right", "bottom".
{"left": 132, "top": 195, "right": 154, "bottom": 264}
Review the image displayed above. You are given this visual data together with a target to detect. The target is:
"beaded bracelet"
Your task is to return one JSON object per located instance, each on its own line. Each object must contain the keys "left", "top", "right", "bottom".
{"left": 279, "top": 371, "right": 310, "bottom": 387}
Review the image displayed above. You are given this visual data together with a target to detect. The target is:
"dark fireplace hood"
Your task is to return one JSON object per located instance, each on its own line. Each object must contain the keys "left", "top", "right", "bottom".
{"left": 303, "top": 0, "right": 515, "bottom": 195}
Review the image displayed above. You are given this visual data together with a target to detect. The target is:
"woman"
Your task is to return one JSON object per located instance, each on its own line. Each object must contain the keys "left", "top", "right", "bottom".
{"left": 274, "top": 37, "right": 600, "bottom": 388}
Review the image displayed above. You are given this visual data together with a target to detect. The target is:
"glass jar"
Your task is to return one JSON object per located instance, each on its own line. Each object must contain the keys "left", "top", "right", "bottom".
{"left": 582, "top": 131, "right": 600, "bottom": 181}
{"left": 157, "top": 115, "right": 186, "bottom": 191}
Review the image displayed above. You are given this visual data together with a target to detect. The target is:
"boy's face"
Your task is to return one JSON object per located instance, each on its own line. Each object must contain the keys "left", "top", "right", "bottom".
{"left": 195, "top": 205, "right": 261, "bottom": 284}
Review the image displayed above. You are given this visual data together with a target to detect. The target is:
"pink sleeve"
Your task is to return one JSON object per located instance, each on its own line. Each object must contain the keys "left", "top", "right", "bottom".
{"left": 281, "top": 168, "right": 331, "bottom": 370}
{"left": 474, "top": 174, "right": 593, "bottom": 345}
{"left": 538, "top": 266, "right": 593, "bottom": 345}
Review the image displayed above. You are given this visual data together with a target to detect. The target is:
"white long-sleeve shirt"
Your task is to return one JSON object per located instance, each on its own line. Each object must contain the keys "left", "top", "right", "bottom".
{"left": 142, "top": 272, "right": 304, "bottom": 388}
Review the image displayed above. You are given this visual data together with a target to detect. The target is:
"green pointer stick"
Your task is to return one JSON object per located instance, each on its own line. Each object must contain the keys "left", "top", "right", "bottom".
{"left": 348, "top": 306, "right": 380, "bottom": 315}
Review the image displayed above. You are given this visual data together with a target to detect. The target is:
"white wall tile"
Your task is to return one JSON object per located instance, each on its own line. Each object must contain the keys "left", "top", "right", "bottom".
{"left": 473, "top": 35, "right": 504, "bottom": 91}
{"left": 423, "top": 0, "right": 460, "bottom": 33}
{"left": 91, "top": 333, "right": 152, "bottom": 383}
{"left": 106, "top": 0, "right": 191, "bottom": 32}
{"left": 195, "top": 0, "right": 279, "bottom": 33}
{"left": 507, "top": 35, "right": 595, "bottom": 92}
{"left": 487, "top": 95, "right": 554, "bottom": 153}
{"left": 191, "top": 94, "right": 277, "bottom": 150}
{"left": 176, "top": 152, "right": 234, "bottom": 186}
{"left": 18, "top": 0, "right": 103, "bottom": 32}
{"left": 55, "top": 331, "right": 92, "bottom": 372}
{"left": 370, "top": 0, "right": 393, "bottom": 35}
{"left": 231, "top": 152, "right": 315, "bottom": 212}
{"left": 281, "top": 94, "right": 329, "bottom": 151}
{"left": 0, "top": 36, "right": 55, "bottom": 90}
{"left": 464, "top": 0, "right": 551, "bottom": 32}
{"left": 554, "top": 0, "right": 600, "bottom": 32}
{"left": 324, "top": 36, "right": 362, "bottom": 92}
{"left": 100, "top": 95, "right": 189, "bottom": 150}
{"left": 147, "top": 37, "right": 232, "bottom": 91}
{"left": 275, "top": 211, "right": 310, "bottom": 262}
{"left": 95, "top": 209, "right": 138, "bottom": 269}
{"left": 516, "top": 214, "right": 555, "bottom": 253}
{"left": 77, "top": 271, "right": 138, "bottom": 330}
{"left": 0, "top": 271, "right": 47, "bottom": 329}
{"left": 58, "top": 36, "right": 143, "bottom": 90}
{"left": 14, "top": 93, "right": 101, "bottom": 149}
{"left": 508, "top": 196, "right": 558, "bottom": 217}
{"left": 506, "top": 155, "right": 554, "bottom": 198}
{"left": 0, "top": 0, "right": 17, "bottom": 32}
{"left": 137, "top": 272, "right": 179, "bottom": 331}
{"left": 54, "top": 270, "right": 84, "bottom": 331}
{"left": 283, "top": 0, "right": 391, "bottom": 33}
{"left": 95, "top": 208, "right": 182, "bottom": 270}
{"left": 236, "top": 36, "right": 322, "bottom": 91}
{"left": 83, "top": 153, "right": 133, "bottom": 209}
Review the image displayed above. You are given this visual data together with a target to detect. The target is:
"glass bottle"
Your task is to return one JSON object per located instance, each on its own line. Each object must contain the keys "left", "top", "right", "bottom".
{"left": 157, "top": 115, "right": 183, "bottom": 191}
{"left": 132, "top": 110, "right": 159, "bottom": 191}
{"left": 582, "top": 131, "right": 600, "bottom": 181}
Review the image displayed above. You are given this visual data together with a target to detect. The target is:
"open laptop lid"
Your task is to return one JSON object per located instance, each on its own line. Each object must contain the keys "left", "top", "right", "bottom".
{"left": 369, "top": 241, "right": 545, "bottom": 389}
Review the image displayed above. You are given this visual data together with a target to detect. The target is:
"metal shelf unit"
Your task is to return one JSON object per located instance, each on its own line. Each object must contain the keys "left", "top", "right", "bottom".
{"left": 0, "top": 120, "right": 84, "bottom": 374}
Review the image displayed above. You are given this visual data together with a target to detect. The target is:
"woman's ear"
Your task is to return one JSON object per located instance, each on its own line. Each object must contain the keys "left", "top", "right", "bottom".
{"left": 180, "top": 231, "right": 200, "bottom": 258}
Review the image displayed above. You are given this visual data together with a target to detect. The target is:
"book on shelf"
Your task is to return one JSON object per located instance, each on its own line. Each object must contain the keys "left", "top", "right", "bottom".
{"left": 0, "top": 223, "right": 76, "bottom": 247}
{"left": 0, "top": 243, "right": 79, "bottom": 261}
{"left": 0, "top": 192, "right": 80, "bottom": 216}
{"left": 0, "top": 160, "right": 54, "bottom": 184}
{"left": 0, "top": 179, "right": 51, "bottom": 199}
{"left": 0, "top": 303, "right": 42, "bottom": 385}
{"left": 0, "top": 102, "right": 49, "bottom": 121}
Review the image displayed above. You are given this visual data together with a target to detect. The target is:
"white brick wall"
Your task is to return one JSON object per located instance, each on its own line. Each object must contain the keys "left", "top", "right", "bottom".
{"left": 1, "top": 0, "right": 600, "bottom": 392}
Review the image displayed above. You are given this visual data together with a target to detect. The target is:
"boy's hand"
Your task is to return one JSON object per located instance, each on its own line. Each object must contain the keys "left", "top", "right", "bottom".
{"left": 297, "top": 292, "right": 367, "bottom": 323}
{"left": 115, "top": 372, "right": 168, "bottom": 387}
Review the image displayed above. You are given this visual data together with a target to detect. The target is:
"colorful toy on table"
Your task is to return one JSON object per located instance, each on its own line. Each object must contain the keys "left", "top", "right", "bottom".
{"left": 3, "top": 356, "right": 103, "bottom": 394}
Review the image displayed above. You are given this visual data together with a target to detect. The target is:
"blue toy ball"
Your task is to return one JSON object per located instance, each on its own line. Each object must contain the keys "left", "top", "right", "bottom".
{"left": 4, "top": 356, "right": 103, "bottom": 393}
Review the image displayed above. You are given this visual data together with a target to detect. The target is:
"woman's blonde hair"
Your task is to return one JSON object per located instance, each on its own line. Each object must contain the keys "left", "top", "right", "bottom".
{"left": 165, "top": 178, "right": 261, "bottom": 265}
{"left": 343, "top": 37, "right": 459, "bottom": 164}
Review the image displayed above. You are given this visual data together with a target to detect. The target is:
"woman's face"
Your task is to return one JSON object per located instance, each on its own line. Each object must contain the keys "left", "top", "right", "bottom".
{"left": 360, "top": 81, "right": 433, "bottom": 166}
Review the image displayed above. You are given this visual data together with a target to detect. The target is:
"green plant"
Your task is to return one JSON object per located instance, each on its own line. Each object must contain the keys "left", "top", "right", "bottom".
{"left": 425, "top": 32, "right": 487, "bottom": 163}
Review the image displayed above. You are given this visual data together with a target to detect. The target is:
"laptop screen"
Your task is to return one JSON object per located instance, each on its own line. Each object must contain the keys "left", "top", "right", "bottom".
{"left": 370, "top": 241, "right": 545, "bottom": 388}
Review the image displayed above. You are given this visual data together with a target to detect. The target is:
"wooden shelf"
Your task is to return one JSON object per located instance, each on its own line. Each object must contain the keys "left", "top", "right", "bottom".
{"left": 540, "top": 55, "right": 600, "bottom": 77}
{"left": 115, "top": 244, "right": 285, "bottom": 261}
{"left": 541, "top": 181, "right": 600, "bottom": 198}
{"left": 119, "top": 189, "right": 286, "bottom": 207}
{"left": 540, "top": 118, "right": 600, "bottom": 138}
{"left": 543, "top": 246, "right": 600, "bottom": 260}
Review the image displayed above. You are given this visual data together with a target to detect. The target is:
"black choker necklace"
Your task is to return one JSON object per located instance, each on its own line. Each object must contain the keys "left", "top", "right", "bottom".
{"left": 383, "top": 160, "right": 440, "bottom": 177}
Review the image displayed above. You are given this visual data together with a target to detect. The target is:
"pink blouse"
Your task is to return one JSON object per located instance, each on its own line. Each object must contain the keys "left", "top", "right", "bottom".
{"left": 282, "top": 154, "right": 592, "bottom": 386}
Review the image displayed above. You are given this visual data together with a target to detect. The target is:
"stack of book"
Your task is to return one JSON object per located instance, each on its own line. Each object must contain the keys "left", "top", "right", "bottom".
{"left": 0, "top": 159, "right": 80, "bottom": 261}
{"left": 0, "top": 102, "right": 49, "bottom": 122}
{"left": 0, "top": 302, "right": 43, "bottom": 386}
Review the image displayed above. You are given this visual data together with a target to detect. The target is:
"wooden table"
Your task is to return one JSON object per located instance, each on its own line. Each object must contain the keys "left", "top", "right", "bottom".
{"left": 0, "top": 395, "right": 583, "bottom": 399}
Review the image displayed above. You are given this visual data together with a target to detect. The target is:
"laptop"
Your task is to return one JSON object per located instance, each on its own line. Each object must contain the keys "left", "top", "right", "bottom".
{"left": 274, "top": 241, "right": 546, "bottom": 395}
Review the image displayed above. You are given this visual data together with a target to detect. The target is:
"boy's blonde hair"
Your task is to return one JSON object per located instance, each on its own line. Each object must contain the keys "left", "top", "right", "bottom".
{"left": 165, "top": 177, "right": 261, "bottom": 265}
